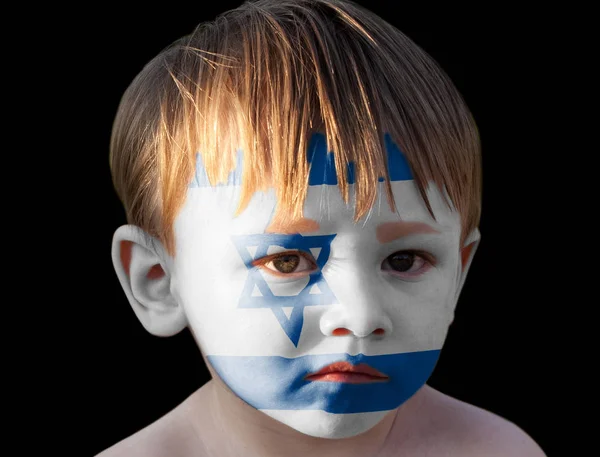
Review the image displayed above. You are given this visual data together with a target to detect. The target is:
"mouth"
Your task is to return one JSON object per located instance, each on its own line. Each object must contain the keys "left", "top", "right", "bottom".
{"left": 304, "top": 361, "right": 389, "bottom": 384}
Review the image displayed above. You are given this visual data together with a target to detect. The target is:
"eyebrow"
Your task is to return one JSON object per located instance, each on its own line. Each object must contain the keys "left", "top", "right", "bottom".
{"left": 376, "top": 221, "right": 440, "bottom": 243}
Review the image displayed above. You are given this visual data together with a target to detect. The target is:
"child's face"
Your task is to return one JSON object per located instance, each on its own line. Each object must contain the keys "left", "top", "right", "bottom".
{"left": 170, "top": 134, "right": 465, "bottom": 439}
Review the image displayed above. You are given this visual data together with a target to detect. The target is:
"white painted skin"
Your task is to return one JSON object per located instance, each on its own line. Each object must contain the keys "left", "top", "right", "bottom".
{"left": 148, "top": 177, "right": 480, "bottom": 439}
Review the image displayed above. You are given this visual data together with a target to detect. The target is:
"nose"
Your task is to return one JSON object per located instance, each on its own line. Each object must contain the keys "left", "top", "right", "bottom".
{"left": 322, "top": 318, "right": 392, "bottom": 338}
{"left": 319, "top": 274, "right": 393, "bottom": 338}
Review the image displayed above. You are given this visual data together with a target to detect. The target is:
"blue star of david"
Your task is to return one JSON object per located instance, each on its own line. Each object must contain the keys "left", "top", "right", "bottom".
{"left": 230, "top": 233, "right": 338, "bottom": 347}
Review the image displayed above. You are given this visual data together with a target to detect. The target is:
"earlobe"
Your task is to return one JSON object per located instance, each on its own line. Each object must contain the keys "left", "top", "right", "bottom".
{"left": 112, "top": 225, "right": 187, "bottom": 337}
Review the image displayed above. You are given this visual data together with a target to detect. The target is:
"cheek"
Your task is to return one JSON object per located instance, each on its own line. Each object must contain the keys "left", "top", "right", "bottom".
{"left": 173, "top": 252, "right": 302, "bottom": 355}
{"left": 383, "top": 269, "right": 458, "bottom": 347}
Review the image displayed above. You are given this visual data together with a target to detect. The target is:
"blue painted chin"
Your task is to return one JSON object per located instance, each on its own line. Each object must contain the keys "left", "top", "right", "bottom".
{"left": 207, "top": 350, "right": 440, "bottom": 414}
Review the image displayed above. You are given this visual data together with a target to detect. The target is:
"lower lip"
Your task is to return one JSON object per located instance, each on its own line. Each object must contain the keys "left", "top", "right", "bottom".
{"left": 305, "top": 372, "right": 389, "bottom": 384}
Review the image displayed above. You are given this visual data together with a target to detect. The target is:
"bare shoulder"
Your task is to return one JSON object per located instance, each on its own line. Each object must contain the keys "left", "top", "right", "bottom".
{"left": 412, "top": 386, "right": 547, "bottom": 457}
{"left": 94, "top": 391, "right": 206, "bottom": 457}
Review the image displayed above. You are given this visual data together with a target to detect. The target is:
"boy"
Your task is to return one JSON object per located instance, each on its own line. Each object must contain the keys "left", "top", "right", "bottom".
{"left": 100, "top": 0, "right": 546, "bottom": 455}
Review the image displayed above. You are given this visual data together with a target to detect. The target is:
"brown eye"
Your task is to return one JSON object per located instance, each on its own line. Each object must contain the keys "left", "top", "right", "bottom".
{"left": 272, "top": 254, "right": 300, "bottom": 273}
{"left": 388, "top": 252, "right": 417, "bottom": 272}
{"left": 385, "top": 251, "right": 432, "bottom": 275}
{"left": 257, "top": 252, "right": 317, "bottom": 276}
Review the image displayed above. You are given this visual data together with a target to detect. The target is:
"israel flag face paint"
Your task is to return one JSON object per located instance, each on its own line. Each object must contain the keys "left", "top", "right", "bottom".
{"left": 172, "top": 133, "right": 466, "bottom": 439}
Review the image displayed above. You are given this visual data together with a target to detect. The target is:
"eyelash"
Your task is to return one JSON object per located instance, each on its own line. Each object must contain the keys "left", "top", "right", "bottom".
{"left": 251, "top": 251, "right": 318, "bottom": 279}
{"left": 381, "top": 250, "right": 435, "bottom": 279}
{"left": 252, "top": 250, "right": 435, "bottom": 279}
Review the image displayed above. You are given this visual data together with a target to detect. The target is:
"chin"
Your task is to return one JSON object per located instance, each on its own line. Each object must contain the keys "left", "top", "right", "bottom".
{"left": 261, "top": 408, "right": 391, "bottom": 439}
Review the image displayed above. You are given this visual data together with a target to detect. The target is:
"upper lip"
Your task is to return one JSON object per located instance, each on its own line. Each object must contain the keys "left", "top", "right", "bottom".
{"left": 305, "top": 361, "right": 389, "bottom": 379}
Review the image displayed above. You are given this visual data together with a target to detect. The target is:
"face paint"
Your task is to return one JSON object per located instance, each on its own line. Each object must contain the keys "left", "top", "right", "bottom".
{"left": 171, "top": 133, "right": 466, "bottom": 439}
{"left": 230, "top": 232, "right": 338, "bottom": 347}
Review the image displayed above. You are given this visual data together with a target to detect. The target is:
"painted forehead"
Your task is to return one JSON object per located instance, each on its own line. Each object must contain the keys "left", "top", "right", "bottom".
{"left": 188, "top": 132, "right": 412, "bottom": 188}
{"left": 185, "top": 131, "right": 458, "bottom": 241}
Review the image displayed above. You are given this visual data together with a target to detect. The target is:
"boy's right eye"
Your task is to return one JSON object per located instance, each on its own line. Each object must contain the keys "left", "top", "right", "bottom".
{"left": 252, "top": 251, "right": 318, "bottom": 277}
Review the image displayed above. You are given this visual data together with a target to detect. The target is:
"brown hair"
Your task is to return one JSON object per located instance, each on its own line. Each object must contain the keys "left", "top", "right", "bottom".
{"left": 110, "top": 0, "right": 481, "bottom": 255}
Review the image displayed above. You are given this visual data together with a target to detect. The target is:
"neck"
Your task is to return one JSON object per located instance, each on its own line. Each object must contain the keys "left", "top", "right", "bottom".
{"left": 196, "top": 377, "right": 426, "bottom": 457}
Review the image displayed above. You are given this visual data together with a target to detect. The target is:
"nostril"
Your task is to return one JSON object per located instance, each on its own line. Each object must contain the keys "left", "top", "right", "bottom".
{"left": 332, "top": 328, "right": 386, "bottom": 336}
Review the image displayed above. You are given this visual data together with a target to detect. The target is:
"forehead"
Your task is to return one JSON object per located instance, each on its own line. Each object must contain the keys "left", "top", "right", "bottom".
{"left": 179, "top": 180, "right": 458, "bottom": 237}
{"left": 177, "top": 133, "right": 460, "bottom": 237}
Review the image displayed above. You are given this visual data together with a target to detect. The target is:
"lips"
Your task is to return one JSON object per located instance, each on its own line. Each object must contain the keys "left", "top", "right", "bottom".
{"left": 305, "top": 361, "right": 389, "bottom": 380}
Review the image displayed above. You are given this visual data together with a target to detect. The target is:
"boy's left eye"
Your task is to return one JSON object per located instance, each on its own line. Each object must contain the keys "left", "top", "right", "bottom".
{"left": 382, "top": 251, "right": 434, "bottom": 277}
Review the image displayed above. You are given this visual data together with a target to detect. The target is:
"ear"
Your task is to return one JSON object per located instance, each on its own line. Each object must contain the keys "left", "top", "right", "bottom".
{"left": 454, "top": 227, "right": 481, "bottom": 303}
{"left": 111, "top": 225, "right": 187, "bottom": 337}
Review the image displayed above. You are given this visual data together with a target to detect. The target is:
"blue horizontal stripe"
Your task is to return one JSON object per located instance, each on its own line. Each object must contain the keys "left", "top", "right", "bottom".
{"left": 190, "top": 132, "right": 412, "bottom": 187}
{"left": 207, "top": 350, "right": 439, "bottom": 414}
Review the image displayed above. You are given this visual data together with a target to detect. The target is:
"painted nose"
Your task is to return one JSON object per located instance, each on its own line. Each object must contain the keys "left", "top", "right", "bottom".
{"left": 319, "top": 288, "right": 393, "bottom": 338}
{"left": 317, "top": 258, "right": 394, "bottom": 338}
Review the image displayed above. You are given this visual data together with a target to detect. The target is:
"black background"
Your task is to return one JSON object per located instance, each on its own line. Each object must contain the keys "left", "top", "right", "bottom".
{"left": 44, "top": 2, "right": 573, "bottom": 455}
